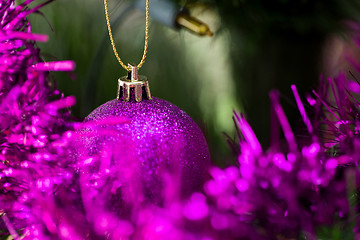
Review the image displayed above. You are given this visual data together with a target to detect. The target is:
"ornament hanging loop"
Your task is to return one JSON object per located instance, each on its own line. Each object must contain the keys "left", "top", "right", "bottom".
{"left": 117, "top": 64, "right": 152, "bottom": 102}
{"left": 104, "top": 0, "right": 149, "bottom": 71}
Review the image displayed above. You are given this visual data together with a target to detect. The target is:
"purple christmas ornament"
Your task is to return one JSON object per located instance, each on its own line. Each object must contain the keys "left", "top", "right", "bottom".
{"left": 77, "top": 66, "right": 210, "bottom": 223}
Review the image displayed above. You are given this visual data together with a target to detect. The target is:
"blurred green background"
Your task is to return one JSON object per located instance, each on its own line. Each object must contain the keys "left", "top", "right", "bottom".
{"left": 27, "top": 0, "right": 360, "bottom": 164}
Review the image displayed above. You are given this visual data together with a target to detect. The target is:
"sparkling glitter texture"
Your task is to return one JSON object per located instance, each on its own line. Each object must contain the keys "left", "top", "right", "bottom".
{"left": 81, "top": 97, "right": 210, "bottom": 207}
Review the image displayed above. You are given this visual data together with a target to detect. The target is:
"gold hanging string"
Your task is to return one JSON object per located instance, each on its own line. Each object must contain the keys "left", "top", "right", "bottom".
{"left": 104, "top": 0, "right": 149, "bottom": 71}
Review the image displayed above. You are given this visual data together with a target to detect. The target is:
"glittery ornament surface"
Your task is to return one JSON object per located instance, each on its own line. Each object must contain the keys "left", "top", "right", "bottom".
{"left": 82, "top": 97, "right": 210, "bottom": 205}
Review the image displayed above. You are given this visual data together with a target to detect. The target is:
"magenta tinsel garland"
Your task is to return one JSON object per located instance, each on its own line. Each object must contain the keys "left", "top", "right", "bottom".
{"left": 0, "top": 0, "right": 75, "bottom": 238}
{"left": 2, "top": 0, "right": 360, "bottom": 239}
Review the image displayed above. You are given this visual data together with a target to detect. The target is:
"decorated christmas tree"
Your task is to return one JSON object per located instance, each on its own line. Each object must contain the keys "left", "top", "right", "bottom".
{"left": 2, "top": 0, "right": 360, "bottom": 239}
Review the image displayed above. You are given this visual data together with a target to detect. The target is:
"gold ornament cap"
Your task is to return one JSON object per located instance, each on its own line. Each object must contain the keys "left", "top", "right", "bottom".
{"left": 117, "top": 64, "right": 152, "bottom": 102}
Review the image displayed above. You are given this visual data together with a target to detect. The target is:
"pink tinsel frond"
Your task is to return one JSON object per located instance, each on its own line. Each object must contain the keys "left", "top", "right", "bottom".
{"left": 0, "top": 0, "right": 75, "bottom": 238}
